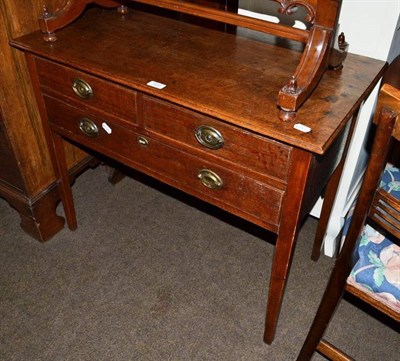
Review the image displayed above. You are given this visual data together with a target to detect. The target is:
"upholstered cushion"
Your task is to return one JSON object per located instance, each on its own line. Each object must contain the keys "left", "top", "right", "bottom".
{"left": 379, "top": 164, "right": 400, "bottom": 198}
{"left": 346, "top": 165, "right": 400, "bottom": 314}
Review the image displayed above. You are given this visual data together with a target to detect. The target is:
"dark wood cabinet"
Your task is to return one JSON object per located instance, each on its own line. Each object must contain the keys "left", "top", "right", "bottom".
{"left": 0, "top": 115, "right": 25, "bottom": 191}
{"left": 0, "top": 0, "right": 90, "bottom": 241}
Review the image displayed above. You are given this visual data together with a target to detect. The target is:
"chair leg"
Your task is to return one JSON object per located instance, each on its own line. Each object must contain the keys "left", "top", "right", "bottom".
{"left": 296, "top": 256, "right": 350, "bottom": 361}
{"left": 317, "top": 340, "right": 355, "bottom": 361}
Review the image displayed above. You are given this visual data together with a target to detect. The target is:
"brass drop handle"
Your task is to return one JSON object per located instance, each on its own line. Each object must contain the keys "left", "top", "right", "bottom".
{"left": 78, "top": 118, "right": 99, "bottom": 137}
{"left": 197, "top": 169, "right": 223, "bottom": 190}
{"left": 195, "top": 125, "right": 224, "bottom": 149}
{"left": 72, "top": 78, "right": 93, "bottom": 99}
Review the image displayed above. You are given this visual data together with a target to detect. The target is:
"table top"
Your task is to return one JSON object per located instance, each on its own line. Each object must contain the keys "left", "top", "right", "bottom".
{"left": 12, "top": 7, "right": 386, "bottom": 154}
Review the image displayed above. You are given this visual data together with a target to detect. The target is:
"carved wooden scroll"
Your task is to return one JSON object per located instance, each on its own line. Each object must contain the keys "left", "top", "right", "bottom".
{"left": 275, "top": 0, "right": 343, "bottom": 121}
{"left": 38, "top": 0, "right": 345, "bottom": 121}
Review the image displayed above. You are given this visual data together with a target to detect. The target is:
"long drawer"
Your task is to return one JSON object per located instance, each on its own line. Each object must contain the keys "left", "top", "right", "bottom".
{"left": 44, "top": 95, "right": 284, "bottom": 228}
{"left": 143, "top": 95, "right": 292, "bottom": 182}
{"left": 36, "top": 57, "right": 137, "bottom": 124}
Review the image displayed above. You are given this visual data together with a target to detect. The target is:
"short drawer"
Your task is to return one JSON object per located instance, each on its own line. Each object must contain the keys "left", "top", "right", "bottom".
{"left": 44, "top": 96, "right": 283, "bottom": 229}
{"left": 44, "top": 95, "right": 139, "bottom": 159}
{"left": 131, "top": 139, "right": 284, "bottom": 228}
{"left": 36, "top": 57, "right": 137, "bottom": 123}
{"left": 142, "top": 96, "right": 292, "bottom": 182}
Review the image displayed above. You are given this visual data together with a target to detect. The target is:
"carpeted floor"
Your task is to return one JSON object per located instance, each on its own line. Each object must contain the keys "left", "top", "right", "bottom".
{"left": 0, "top": 166, "right": 398, "bottom": 360}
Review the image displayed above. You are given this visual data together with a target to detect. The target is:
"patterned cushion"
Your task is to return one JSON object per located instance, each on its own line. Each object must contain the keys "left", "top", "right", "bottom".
{"left": 379, "top": 165, "right": 400, "bottom": 198}
{"left": 346, "top": 165, "right": 400, "bottom": 314}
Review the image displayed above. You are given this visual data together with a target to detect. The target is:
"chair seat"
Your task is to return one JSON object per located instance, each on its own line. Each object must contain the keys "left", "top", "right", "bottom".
{"left": 346, "top": 165, "right": 400, "bottom": 314}
{"left": 380, "top": 165, "right": 400, "bottom": 197}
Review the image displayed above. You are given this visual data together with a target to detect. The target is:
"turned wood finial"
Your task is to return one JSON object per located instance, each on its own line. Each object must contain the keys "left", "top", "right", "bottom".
{"left": 42, "top": 5, "right": 51, "bottom": 19}
{"left": 41, "top": 5, "right": 58, "bottom": 42}
{"left": 39, "top": 1, "right": 127, "bottom": 43}
{"left": 328, "top": 32, "right": 349, "bottom": 70}
{"left": 118, "top": 5, "right": 128, "bottom": 14}
{"left": 286, "top": 76, "right": 299, "bottom": 95}
{"left": 338, "top": 32, "right": 347, "bottom": 51}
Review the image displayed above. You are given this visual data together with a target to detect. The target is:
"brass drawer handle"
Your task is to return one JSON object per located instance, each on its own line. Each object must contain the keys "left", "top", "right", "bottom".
{"left": 137, "top": 135, "right": 149, "bottom": 146}
{"left": 72, "top": 78, "right": 93, "bottom": 99}
{"left": 197, "top": 169, "right": 223, "bottom": 190}
{"left": 78, "top": 118, "right": 99, "bottom": 137}
{"left": 195, "top": 125, "right": 224, "bottom": 149}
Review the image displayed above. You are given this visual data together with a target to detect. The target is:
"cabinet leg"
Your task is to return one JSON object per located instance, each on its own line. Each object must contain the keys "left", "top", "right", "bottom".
{"left": 1, "top": 183, "right": 64, "bottom": 242}
{"left": 1, "top": 156, "right": 94, "bottom": 241}
{"left": 18, "top": 187, "right": 65, "bottom": 241}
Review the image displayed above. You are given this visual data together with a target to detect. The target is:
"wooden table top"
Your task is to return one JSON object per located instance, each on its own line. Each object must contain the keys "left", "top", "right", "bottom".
{"left": 11, "top": 7, "right": 386, "bottom": 154}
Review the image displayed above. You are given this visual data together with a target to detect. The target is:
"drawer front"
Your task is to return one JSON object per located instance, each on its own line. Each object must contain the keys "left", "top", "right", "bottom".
{"left": 44, "top": 96, "right": 283, "bottom": 228}
{"left": 143, "top": 96, "right": 291, "bottom": 182}
{"left": 36, "top": 57, "right": 137, "bottom": 123}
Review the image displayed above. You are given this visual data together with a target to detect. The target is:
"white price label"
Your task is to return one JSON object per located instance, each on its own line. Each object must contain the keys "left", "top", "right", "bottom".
{"left": 147, "top": 80, "right": 166, "bottom": 89}
{"left": 294, "top": 123, "right": 311, "bottom": 133}
{"left": 102, "top": 122, "right": 112, "bottom": 134}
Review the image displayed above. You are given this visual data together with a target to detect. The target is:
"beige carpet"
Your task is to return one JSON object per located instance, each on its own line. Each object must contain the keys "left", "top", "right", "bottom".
{"left": 0, "top": 166, "right": 398, "bottom": 360}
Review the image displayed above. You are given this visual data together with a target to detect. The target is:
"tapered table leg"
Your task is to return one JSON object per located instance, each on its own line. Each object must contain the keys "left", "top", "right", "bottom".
{"left": 264, "top": 149, "right": 313, "bottom": 344}
{"left": 50, "top": 132, "right": 77, "bottom": 230}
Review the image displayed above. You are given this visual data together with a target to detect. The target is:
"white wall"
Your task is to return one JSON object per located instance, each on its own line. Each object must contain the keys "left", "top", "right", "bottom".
{"left": 339, "top": 1, "right": 399, "bottom": 60}
{"left": 320, "top": 2, "right": 399, "bottom": 256}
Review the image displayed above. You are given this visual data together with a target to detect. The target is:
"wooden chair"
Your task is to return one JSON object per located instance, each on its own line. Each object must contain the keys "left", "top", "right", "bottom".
{"left": 297, "top": 63, "right": 400, "bottom": 360}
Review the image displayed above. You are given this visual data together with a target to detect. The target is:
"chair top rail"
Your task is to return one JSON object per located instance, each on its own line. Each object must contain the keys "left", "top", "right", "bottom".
{"left": 375, "top": 83, "right": 400, "bottom": 141}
